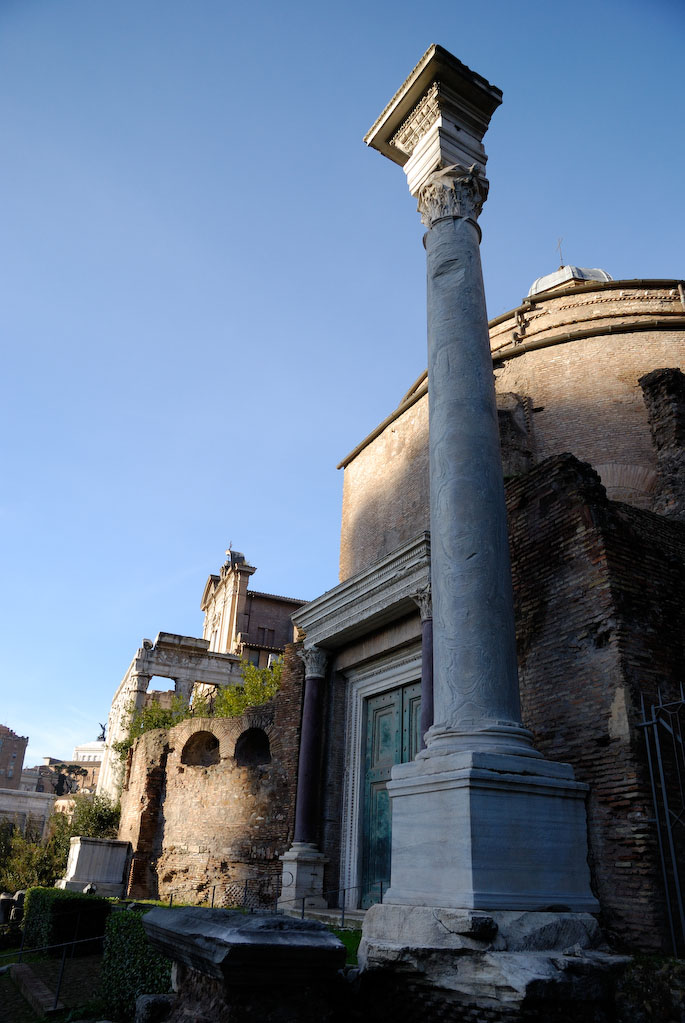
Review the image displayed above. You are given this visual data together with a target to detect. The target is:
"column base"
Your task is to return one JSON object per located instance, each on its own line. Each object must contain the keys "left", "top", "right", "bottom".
{"left": 359, "top": 905, "right": 627, "bottom": 1016}
{"left": 384, "top": 750, "right": 599, "bottom": 912}
{"left": 278, "top": 843, "right": 328, "bottom": 912}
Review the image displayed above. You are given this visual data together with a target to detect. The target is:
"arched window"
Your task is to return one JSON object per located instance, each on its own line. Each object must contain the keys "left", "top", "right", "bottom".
{"left": 234, "top": 728, "right": 271, "bottom": 767}
{"left": 181, "top": 730, "right": 220, "bottom": 767}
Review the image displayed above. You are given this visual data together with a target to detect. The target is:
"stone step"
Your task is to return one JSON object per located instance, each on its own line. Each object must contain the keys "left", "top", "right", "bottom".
{"left": 10, "top": 962, "right": 64, "bottom": 1015}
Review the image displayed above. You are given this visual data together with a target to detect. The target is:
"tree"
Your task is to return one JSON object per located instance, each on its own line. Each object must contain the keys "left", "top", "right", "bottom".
{"left": 48, "top": 794, "right": 120, "bottom": 869}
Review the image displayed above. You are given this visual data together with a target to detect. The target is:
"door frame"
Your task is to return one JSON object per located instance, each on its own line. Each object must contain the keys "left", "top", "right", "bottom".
{"left": 340, "top": 644, "right": 421, "bottom": 909}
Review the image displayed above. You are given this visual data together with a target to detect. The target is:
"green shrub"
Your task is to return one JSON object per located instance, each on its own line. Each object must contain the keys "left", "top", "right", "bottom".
{"left": 100, "top": 910, "right": 172, "bottom": 1020}
{"left": 23, "top": 887, "right": 111, "bottom": 955}
{"left": 0, "top": 826, "right": 64, "bottom": 892}
{"left": 47, "top": 794, "right": 120, "bottom": 871}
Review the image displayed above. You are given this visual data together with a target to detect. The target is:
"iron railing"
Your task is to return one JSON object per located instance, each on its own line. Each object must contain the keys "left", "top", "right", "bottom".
{"left": 639, "top": 686, "right": 685, "bottom": 957}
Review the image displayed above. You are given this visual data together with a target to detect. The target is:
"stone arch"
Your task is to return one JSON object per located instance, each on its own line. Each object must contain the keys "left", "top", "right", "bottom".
{"left": 180, "top": 730, "right": 220, "bottom": 767}
{"left": 234, "top": 727, "right": 272, "bottom": 767}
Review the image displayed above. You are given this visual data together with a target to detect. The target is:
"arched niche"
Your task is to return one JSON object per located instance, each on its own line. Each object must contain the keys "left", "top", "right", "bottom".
{"left": 181, "top": 730, "right": 220, "bottom": 767}
{"left": 234, "top": 728, "right": 271, "bottom": 768}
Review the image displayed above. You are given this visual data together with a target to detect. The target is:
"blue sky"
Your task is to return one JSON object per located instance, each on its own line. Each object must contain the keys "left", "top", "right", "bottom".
{"left": 1, "top": 0, "right": 683, "bottom": 765}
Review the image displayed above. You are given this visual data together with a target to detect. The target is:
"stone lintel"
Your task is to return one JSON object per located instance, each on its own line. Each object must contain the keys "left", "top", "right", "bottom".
{"left": 364, "top": 44, "right": 502, "bottom": 194}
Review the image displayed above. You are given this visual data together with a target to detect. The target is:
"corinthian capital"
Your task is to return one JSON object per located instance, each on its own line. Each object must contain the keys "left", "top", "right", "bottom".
{"left": 298, "top": 645, "right": 329, "bottom": 679}
{"left": 417, "top": 164, "right": 489, "bottom": 229}
{"left": 412, "top": 584, "right": 433, "bottom": 622}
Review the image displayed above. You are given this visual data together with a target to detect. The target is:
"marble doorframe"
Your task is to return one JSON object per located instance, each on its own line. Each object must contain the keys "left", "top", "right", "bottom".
{"left": 340, "top": 644, "right": 422, "bottom": 909}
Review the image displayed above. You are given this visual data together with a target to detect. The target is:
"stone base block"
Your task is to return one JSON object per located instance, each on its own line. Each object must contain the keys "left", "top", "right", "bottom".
{"left": 384, "top": 750, "right": 599, "bottom": 912}
{"left": 278, "top": 843, "right": 328, "bottom": 911}
{"left": 360, "top": 906, "right": 628, "bottom": 1018}
{"left": 360, "top": 905, "right": 602, "bottom": 958}
{"left": 55, "top": 879, "right": 125, "bottom": 898}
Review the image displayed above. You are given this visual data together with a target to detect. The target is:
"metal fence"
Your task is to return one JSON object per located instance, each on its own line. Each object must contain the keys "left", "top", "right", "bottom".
{"left": 639, "top": 686, "right": 685, "bottom": 957}
{"left": 163, "top": 875, "right": 389, "bottom": 927}
{"left": 0, "top": 932, "right": 106, "bottom": 1013}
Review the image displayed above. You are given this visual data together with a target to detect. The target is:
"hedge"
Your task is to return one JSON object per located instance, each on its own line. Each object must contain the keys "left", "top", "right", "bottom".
{"left": 23, "top": 887, "right": 111, "bottom": 955}
{"left": 100, "top": 910, "right": 172, "bottom": 1019}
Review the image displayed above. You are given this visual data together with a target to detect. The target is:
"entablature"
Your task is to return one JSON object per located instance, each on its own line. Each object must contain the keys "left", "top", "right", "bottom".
{"left": 293, "top": 533, "right": 430, "bottom": 650}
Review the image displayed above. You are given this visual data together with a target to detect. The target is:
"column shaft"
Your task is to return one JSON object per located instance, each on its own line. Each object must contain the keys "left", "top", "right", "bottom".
{"left": 423, "top": 197, "right": 529, "bottom": 753}
{"left": 420, "top": 616, "right": 434, "bottom": 749}
{"left": 294, "top": 674, "right": 325, "bottom": 844}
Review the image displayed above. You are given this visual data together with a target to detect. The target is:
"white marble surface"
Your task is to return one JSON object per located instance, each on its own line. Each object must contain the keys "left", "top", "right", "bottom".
{"left": 383, "top": 750, "right": 598, "bottom": 912}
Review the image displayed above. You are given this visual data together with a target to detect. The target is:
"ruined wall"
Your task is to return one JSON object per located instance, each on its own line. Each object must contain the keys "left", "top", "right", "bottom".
{"left": 0, "top": 725, "right": 28, "bottom": 790}
{"left": 119, "top": 644, "right": 304, "bottom": 905}
{"left": 639, "top": 367, "right": 685, "bottom": 520}
{"left": 339, "top": 281, "right": 685, "bottom": 579}
{"left": 507, "top": 454, "right": 685, "bottom": 952}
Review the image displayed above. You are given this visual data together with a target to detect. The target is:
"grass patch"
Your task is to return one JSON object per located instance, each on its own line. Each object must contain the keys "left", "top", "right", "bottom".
{"left": 331, "top": 928, "right": 362, "bottom": 965}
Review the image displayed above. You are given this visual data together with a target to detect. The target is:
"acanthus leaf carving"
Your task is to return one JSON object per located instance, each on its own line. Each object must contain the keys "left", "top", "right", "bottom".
{"left": 298, "top": 645, "right": 329, "bottom": 678}
{"left": 417, "top": 163, "right": 489, "bottom": 228}
{"left": 412, "top": 584, "right": 433, "bottom": 622}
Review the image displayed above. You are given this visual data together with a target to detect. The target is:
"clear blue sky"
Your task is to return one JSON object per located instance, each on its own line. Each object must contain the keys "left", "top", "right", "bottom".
{"left": 2, "top": 0, "right": 683, "bottom": 766}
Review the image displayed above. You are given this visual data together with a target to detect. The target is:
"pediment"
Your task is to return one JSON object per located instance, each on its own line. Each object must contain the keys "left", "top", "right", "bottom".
{"left": 200, "top": 575, "right": 220, "bottom": 610}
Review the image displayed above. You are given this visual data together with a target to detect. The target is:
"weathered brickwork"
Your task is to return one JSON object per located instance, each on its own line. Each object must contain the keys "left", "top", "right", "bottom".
{"left": 0, "top": 724, "right": 28, "bottom": 790}
{"left": 507, "top": 454, "right": 685, "bottom": 952}
{"left": 639, "top": 366, "right": 685, "bottom": 520}
{"left": 118, "top": 644, "right": 304, "bottom": 904}
{"left": 339, "top": 281, "right": 685, "bottom": 579}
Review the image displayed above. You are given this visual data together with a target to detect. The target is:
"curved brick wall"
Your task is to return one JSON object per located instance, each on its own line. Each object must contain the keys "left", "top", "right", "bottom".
{"left": 339, "top": 280, "right": 685, "bottom": 579}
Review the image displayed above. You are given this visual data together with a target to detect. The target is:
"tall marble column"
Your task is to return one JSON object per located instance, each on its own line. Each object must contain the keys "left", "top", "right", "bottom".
{"left": 412, "top": 585, "right": 433, "bottom": 750}
{"left": 362, "top": 44, "right": 598, "bottom": 919}
{"left": 418, "top": 166, "right": 533, "bottom": 757}
{"left": 279, "top": 646, "right": 329, "bottom": 911}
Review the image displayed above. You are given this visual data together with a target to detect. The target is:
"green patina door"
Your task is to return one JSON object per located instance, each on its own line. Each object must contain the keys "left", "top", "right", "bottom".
{"left": 361, "top": 681, "right": 421, "bottom": 907}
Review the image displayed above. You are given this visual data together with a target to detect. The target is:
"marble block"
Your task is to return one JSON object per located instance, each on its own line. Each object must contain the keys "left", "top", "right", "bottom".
{"left": 278, "top": 843, "right": 328, "bottom": 911}
{"left": 382, "top": 751, "right": 599, "bottom": 912}
{"left": 55, "top": 836, "right": 131, "bottom": 897}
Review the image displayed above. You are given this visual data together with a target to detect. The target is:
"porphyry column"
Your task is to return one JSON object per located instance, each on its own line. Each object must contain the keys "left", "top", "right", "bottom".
{"left": 362, "top": 45, "right": 598, "bottom": 916}
{"left": 411, "top": 585, "right": 433, "bottom": 749}
{"left": 279, "top": 645, "right": 329, "bottom": 911}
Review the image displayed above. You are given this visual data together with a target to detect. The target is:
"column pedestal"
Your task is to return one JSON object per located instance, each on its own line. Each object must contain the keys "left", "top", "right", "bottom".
{"left": 278, "top": 843, "right": 328, "bottom": 912}
{"left": 382, "top": 751, "right": 598, "bottom": 912}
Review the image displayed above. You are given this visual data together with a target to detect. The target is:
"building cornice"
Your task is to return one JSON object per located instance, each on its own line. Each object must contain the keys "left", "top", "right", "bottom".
{"left": 292, "top": 533, "right": 430, "bottom": 650}
{"left": 337, "top": 279, "right": 685, "bottom": 470}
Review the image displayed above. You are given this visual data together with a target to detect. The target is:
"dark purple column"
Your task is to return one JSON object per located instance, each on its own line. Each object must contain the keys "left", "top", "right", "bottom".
{"left": 413, "top": 586, "right": 434, "bottom": 750}
{"left": 294, "top": 646, "right": 329, "bottom": 845}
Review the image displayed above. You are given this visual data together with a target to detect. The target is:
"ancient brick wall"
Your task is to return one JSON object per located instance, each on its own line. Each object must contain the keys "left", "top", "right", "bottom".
{"left": 639, "top": 367, "right": 685, "bottom": 520}
{"left": 118, "top": 644, "right": 304, "bottom": 904}
{"left": 507, "top": 454, "right": 685, "bottom": 952}
{"left": 0, "top": 725, "right": 28, "bottom": 790}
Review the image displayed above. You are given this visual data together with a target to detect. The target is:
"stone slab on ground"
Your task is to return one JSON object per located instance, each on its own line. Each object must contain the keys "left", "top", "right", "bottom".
{"left": 10, "top": 962, "right": 64, "bottom": 1015}
{"left": 143, "top": 907, "right": 346, "bottom": 986}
